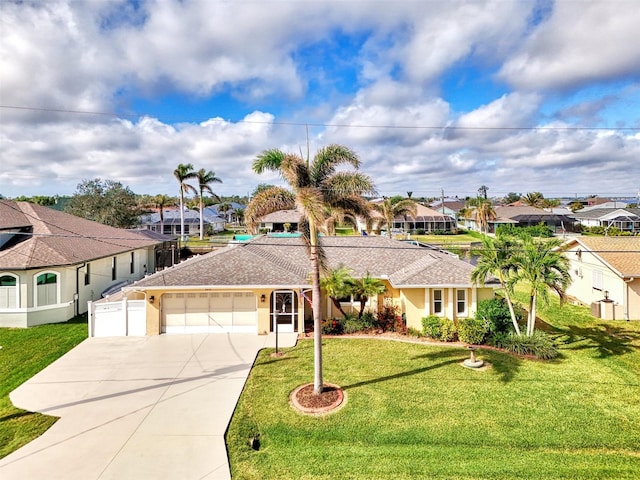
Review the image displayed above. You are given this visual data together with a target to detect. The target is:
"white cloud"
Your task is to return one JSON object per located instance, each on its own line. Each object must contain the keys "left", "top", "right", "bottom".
{"left": 500, "top": 1, "right": 640, "bottom": 90}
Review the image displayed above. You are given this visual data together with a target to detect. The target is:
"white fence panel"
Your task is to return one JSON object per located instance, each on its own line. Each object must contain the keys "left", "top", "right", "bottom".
{"left": 90, "top": 299, "right": 147, "bottom": 337}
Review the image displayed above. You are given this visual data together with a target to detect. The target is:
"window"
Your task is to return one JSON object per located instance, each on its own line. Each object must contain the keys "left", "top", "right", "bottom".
{"left": 84, "top": 263, "right": 91, "bottom": 286}
{"left": 36, "top": 272, "right": 58, "bottom": 306}
{"left": 456, "top": 289, "right": 467, "bottom": 316}
{"left": 112, "top": 257, "right": 117, "bottom": 281}
{"left": 130, "top": 252, "right": 135, "bottom": 274}
{"left": 0, "top": 274, "right": 18, "bottom": 309}
{"left": 433, "top": 289, "right": 443, "bottom": 315}
{"left": 592, "top": 270, "right": 603, "bottom": 291}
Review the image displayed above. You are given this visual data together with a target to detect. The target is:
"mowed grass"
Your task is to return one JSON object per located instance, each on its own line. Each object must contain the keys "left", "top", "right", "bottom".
{"left": 228, "top": 302, "right": 640, "bottom": 479}
{"left": 0, "top": 315, "right": 88, "bottom": 459}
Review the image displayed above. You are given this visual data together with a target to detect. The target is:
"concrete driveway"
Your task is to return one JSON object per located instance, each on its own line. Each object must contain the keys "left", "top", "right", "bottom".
{"left": 0, "top": 333, "right": 297, "bottom": 480}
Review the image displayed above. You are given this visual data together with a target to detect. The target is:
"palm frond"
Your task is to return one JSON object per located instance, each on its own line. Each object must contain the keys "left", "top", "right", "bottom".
{"left": 244, "top": 187, "right": 295, "bottom": 233}
{"left": 253, "top": 149, "right": 286, "bottom": 174}
{"left": 310, "top": 144, "right": 360, "bottom": 185}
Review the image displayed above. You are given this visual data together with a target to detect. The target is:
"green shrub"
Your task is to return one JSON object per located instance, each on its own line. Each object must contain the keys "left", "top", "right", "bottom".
{"left": 343, "top": 315, "right": 367, "bottom": 334}
{"left": 457, "top": 317, "right": 488, "bottom": 345}
{"left": 421, "top": 315, "right": 456, "bottom": 341}
{"left": 406, "top": 327, "right": 423, "bottom": 337}
{"left": 422, "top": 315, "right": 441, "bottom": 338}
{"left": 492, "top": 331, "right": 558, "bottom": 359}
{"left": 476, "top": 298, "right": 523, "bottom": 335}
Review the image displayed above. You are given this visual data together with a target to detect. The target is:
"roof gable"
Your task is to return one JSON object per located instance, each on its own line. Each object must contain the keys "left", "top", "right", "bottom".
{"left": 566, "top": 236, "right": 640, "bottom": 277}
{"left": 0, "top": 201, "right": 161, "bottom": 270}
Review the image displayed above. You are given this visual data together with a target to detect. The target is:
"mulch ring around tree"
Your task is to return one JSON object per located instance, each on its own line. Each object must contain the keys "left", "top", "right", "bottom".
{"left": 290, "top": 383, "right": 345, "bottom": 415}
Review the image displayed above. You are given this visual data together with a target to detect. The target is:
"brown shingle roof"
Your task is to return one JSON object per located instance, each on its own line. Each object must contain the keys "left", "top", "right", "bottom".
{"left": 132, "top": 235, "right": 477, "bottom": 289}
{"left": 570, "top": 236, "right": 640, "bottom": 277}
{"left": 0, "top": 201, "right": 160, "bottom": 270}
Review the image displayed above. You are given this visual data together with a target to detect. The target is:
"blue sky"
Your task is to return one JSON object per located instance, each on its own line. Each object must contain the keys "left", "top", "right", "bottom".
{"left": 1, "top": 0, "right": 639, "bottom": 200}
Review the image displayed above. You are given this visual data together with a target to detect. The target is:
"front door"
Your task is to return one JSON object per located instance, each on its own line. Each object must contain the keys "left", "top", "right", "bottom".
{"left": 271, "top": 290, "right": 297, "bottom": 333}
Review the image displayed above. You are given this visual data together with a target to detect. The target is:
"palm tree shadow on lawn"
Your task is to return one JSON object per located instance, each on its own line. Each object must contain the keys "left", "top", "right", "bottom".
{"left": 341, "top": 347, "right": 522, "bottom": 390}
{"left": 549, "top": 321, "right": 640, "bottom": 358}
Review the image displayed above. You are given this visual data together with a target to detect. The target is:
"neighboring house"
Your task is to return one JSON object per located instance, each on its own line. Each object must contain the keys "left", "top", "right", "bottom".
{"left": 563, "top": 236, "right": 640, "bottom": 321}
{"left": 128, "top": 229, "right": 180, "bottom": 270}
{"left": 580, "top": 201, "right": 630, "bottom": 211}
{"left": 483, "top": 206, "right": 577, "bottom": 234}
{"left": 0, "top": 200, "right": 163, "bottom": 327}
{"left": 367, "top": 203, "right": 457, "bottom": 234}
{"left": 139, "top": 208, "right": 226, "bottom": 236}
{"left": 89, "top": 235, "right": 496, "bottom": 337}
{"left": 429, "top": 199, "right": 465, "bottom": 218}
{"left": 571, "top": 208, "right": 640, "bottom": 234}
{"left": 206, "top": 202, "right": 245, "bottom": 223}
{"left": 255, "top": 209, "right": 300, "bottom": 232}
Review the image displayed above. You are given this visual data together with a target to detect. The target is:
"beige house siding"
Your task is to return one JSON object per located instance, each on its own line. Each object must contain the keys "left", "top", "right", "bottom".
{"left": 564, "top": 238, "right": 640, "bottom": 321}
{"left": 401, "top": 288, "right": 425, "bottom": 331}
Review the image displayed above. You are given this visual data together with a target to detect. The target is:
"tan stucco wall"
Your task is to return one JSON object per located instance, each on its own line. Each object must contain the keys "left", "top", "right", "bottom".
{"left": 401, "top": 288, "right": 425, "bottom": 331}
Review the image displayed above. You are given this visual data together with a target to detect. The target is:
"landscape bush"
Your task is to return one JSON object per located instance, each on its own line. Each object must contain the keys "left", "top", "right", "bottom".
{"left": 421, "top": 315, "right": 456, "bottom": 341}
{"left": 456, "top": 317, "right": 488, "bottom": 345}
{"left": 491, "top": 331, "right": 558, "bottom": 359}
{"left": 375, "top": 305, "right": 406, "bottom": 333}
{"left": 475, "top": 298, "right": 524, "bottom": 335}
{"left": 321, "top": 318, "right": 343, "bottom": 335}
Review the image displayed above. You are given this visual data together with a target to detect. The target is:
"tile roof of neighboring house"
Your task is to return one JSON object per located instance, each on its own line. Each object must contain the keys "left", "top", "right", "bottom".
{"left": 258, "top": 209, "right": 302, "bottom": 223}
{"left": 130, "top": 235, "right": 478, "bottom": 289}
{"left": 568, "top": 236, "right": 640, "bottom": 277}
{"left": 128, "top": 229, "right": 178, "bottom": 242}
{"left": 0, "top": 200, "right": 161, "bottom": 270}
{"left": 412, "top": 204, "right": 453, "bottom": 220}
{"left": 493, "top": 206, "right": 574, "bottom": 223}
{"left": 139, "top": 208, "right": 225, "bottom": 225}
{"left": 430, "top": 200, "right": 465, "bottom": 212}
{"left": 571, "top": 208, "right": 639, "bottom": 220}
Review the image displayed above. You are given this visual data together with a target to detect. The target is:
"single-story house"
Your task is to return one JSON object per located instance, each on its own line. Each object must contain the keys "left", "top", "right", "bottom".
{"left": 485, "top": 206, "right": 577, "bottom": 234}
{"left": 563, "top": 236, "right": 640, "bottom": 320}
{"left": 89, "top": 235, "right": 496, "bottom": 337}
{"left": 205, "top": 202, "right": 245, "bottom": 224}
{"left": 139, "top": 208, "right": 226, "bottom": 237}
{"left": 366, "top": 203, "right": 457, "bottom": 234}
{"left": 429, "top": 199, "right": 465, "bottom": 218}
{"left": 254, "top": 209, "right": 300, "bottom": 232}
{"left": 571, "top": 208, "right": 640, "bottom": 234}
{"left": 0, "top": 200, "right": 164, "bottom": 327}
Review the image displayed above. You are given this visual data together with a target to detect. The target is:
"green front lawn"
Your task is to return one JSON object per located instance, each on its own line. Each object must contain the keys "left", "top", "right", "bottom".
{"left": 0, "top": 315, "right": 88, "bottom": 459}
{"left": 228, "top": 302, "right": 640, "bottom": 479}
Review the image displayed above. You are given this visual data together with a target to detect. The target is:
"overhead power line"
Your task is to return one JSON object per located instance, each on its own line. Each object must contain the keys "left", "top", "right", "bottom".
{"left": 1, "top": 104, "right": 639, "bottom": 132}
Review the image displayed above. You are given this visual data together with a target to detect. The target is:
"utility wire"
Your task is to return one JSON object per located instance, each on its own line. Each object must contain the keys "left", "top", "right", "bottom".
{"left": 2, "top": 104, "right": 639, "bottom": 131}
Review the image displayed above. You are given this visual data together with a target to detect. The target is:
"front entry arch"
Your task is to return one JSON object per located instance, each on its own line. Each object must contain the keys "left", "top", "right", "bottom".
{"left": 271, "top": 290, "right": 298, "bottom": 333}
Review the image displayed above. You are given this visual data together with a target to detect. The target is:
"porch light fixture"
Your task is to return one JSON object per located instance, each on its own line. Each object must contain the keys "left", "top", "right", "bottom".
{"left": 604, "top": 291, "right": 609, "bottom": 301}
{"left": 260, "top": 294, "right": 266, "bottom": 303}
{"left": 149, "top": 295, "right": 155, "bottom": 304}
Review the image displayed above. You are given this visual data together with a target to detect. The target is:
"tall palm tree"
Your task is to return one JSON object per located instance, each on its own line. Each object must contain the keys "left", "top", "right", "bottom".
{"left": 471, "top": 236, "right": 521, "bottom": 335}
{"left": 349, "top": 272, "right": 387, "bottom": 319}
{"left": 320, "top": 266, "right": 354, "bottom": 318}
{"left": 173, "top": 163, "right": 198, "bottom": 243}
{"left": 154, "top": 194, "right": 174, "bottom": 234}
{"left": 195, "top": 168, "right": 222, "bottom": 240}
{"left": 512, "top": 236, "right": 571, "bottom": 336}
{"left": 372, "top": 197, "right": 417, "bottom": 237}
{"left": 467, "top": 197, "right": 496, "bottom": 234}
{"left": 248, "top": 144, "right": 376, "bottom": 394}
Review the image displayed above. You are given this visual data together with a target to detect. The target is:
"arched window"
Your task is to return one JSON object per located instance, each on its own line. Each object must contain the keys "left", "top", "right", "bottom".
{"left": 0, "top": 274, "right": 19, "bottom": 309}
{"left": 35, "top": 272, "right": 59, "bottom": 307}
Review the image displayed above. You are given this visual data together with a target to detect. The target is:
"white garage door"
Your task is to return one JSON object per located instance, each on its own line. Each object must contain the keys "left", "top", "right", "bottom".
{"left": 162, "top": 292, "right": 257, "bottom": 333}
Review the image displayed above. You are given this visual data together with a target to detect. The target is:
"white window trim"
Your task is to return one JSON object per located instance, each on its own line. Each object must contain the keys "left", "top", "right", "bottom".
{"left": 0, "top": 273, "right": 20, "bottom": 310}
{"left": 456, "top": 289, "right": 468, "bottom": 317}
{"left": 34, "top": 270, "right": 61, "bottom": 308}
{"left": 432, "top": 289, "right": 444, "bottom": 316}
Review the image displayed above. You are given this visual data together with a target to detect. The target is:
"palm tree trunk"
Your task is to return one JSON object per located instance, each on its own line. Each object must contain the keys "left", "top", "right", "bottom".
{"left": 199, "top": 197, "right": 204, "bottom": 240}
{"left": 179, "top": 191, "right": 185, "bottom": 246}
{"left": 527, "top": 293, "right": 537, "bottom": 336}
{"left": 309, "top": 218, "right": 323, "bottom": 395}
{"left": 505, "top": 293, "right": 521, "bottom": 336}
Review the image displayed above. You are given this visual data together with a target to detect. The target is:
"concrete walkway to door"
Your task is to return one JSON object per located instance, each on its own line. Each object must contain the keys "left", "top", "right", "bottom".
{"left": 0, "top": 333, "right": 297, "bottom": 480}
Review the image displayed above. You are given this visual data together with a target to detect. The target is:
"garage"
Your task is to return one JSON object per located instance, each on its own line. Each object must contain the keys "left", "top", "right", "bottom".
{"left": 161, "top": 291, "right": 257, "bottom": 333}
